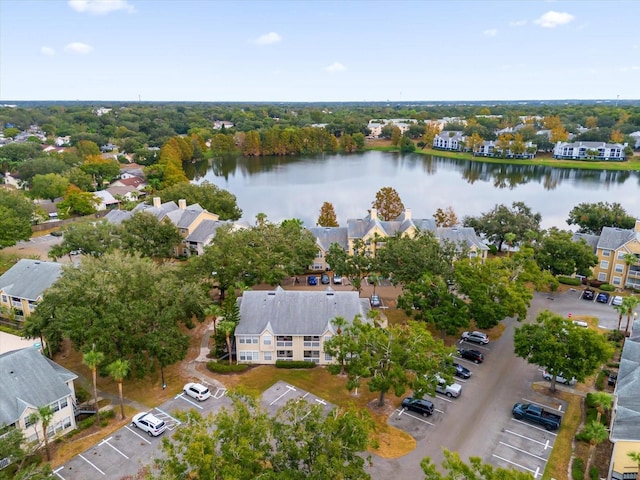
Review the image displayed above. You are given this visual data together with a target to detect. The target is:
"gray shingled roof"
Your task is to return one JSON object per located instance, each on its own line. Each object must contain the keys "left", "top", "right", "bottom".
{"left": 186, "top": 219, "right": 228, "bottom": 243}
{"left": 437, "top": 227, "right": 488, "bottom": 251}
{"left": 572, "top": 233, "right": 600, "bottom": 252}
{"left": 0, "top": 259, "right": 62, "bottom": 301}
{"left": 235, "top": 287, "right": 371, "bottom": 336}
{"left": 611, "top": 320, "right": 640, "bottom": 441}
{"left": 0, "top": 348, "right": 77, "bottom": 426}
{"left": 104, "top": 209, "right": 133, "bottom": 224}
{"left": 347, "top": 211, "right": 437, "bottom": 240}
{"left": 308, "top": 227, "right": 348, "bottom": 251}
{"left": 597, "top": 226, "right": 637, "bottom": 250}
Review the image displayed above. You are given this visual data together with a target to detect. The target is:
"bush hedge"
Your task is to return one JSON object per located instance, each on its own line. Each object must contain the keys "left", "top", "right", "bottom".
{"left": 600, "top": 284, "right": 615, "bottom": 292}
{"left": 558, "top": 276, "right": 582, "bottom": 286}
{"left": 275, "top": 360, "right": 316, "bottom": 369}
{"left": 572, "top": 457, "right": 584, "bottom": 480}
{"left": 589, "top": 466, "right": 599, "bottom": 480}
{"left": 206, "top": 361, "right": 249, "bottom": 374}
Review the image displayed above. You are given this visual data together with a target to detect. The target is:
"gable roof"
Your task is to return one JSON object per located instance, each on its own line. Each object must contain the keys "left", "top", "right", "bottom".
{"left": 236, "top": 287, "right": 371, "bottom": 336}
{"left": 308, "top": 227, "right": 348, "bottom": 251}
{"left": 0, "top": 259, "right": 63, "bottom": 301}
{"left": 597, "top": 226, "right": 638, "bottom": 250}
{"left": 0, "top": 348, "right": 77, "bottom": 425}
{"left": 437, "top": 226, "right": 488, "bottom": 251}
{"left": 347, "top": 210, "right": 436, "bottom": 240}
{"left": 186, "top": 219, "right": 231, "bottom": 244}
{"left": 611, "top": 320, "right": 640, "bottom": 441}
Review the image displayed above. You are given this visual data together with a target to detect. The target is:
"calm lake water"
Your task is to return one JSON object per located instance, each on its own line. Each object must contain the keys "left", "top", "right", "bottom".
{"left": 190, "top": 150, "right": 640, "bottom": 230}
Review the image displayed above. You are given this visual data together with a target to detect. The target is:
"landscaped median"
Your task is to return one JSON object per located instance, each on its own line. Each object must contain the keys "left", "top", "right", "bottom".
{"left": 217, "top": 365, "right": 417, "bottom": 458}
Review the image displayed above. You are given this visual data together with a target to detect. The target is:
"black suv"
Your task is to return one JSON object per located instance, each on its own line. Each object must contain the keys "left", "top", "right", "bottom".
{"left": 582, "top": 289, "right": 595, "bottom": 301}
{"left": 457, "top": 348, "right": 484, "bottom": 364}
{"left": 401, "top": 397, "right": 434, "bottom": 417}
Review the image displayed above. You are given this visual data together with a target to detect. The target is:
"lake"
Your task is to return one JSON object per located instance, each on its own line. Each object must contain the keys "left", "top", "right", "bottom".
{"left": 191, "top": 150, "right": 640, "bottom": 230}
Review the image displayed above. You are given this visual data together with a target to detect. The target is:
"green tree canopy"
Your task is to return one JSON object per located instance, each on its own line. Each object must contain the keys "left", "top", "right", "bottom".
{"left": 0, "top": 190, "right": 35, "bottom": 248}
{"left": 534, "top": 227, "right": 598, "bottom": 276}
{"left": 120, "top": 211, "right": 183, "bottom": 258}
{"left": 159, "top": 181, "right": 242, "bottom": 220}
{"left": 30, "top": 173, "right": 70, "bottom": 202}
{"left": 150, "top": 394, "right": 373, "bottom": 480}
{"left": 56, "top": 186, "right": 99, "bottom": 218}
{"left": 463, "top": 201, "right": 541, "bottom": 252}
{"left": 372, "top": 186, "right": 405, "bottom": 221}
{"left": 421, "top": 449, "right": 534, "bottom": 479}
{"left": 26, "top": 252, "right": 207, "bottom": 376}
{"left": 567, "top": 201, "right": 636, "bottom": 235}
{"left": 49, "top": 220, "right": 120, "bottom": 259}
{"left": 514, "top": 310, "right": 613, "bottom": 392}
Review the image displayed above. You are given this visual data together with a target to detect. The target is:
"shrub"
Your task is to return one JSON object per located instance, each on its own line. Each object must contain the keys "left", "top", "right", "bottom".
{"left": 275, "top": 360, "right": 316, "bottom": 369}
{"left": 558, "top": 276, "right": 582, "bottom": 286}
{"left": 606, "top": 331, "right": 625, "bottom": 343}
{"left": 75, "top": 384, "right": 91, "bottom": 404}
{"left": 487, "top": 244, "right": 498, "bottom": 255}
{"left": 595, "top": 370, "right": 607, "bottom": 391}
{"left": 600, "top": 283, "right": 615, "bottom": 292}
{"left": 206, "top": 361, "right": 249, "bottom": 374}
{"left": 78, "top": 416, "right": 96, "bottom": 430}
{"left": 572, "top": 457, "right": 584, "bottom": 480}
{"left": 589, "top": 466, "right": 598, "bottom": 480}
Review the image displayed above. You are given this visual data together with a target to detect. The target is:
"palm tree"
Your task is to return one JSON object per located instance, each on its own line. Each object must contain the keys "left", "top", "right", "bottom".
{"left": 590, "top": 392, "right": 613, "bottom": 423}
{"left": 627, "top": 451, "right": 640, "bottom": 479}
{"left": 504, "top": 232, "right": 516, "bottom": 256}
{"left": 217, "top": 320, "right": 236, "bottom": 364}
{"left": 613, "top": 303, "right": 625, "bottom": 330}
{"left": 83, "top": 348, "right": 105, "bottom": 424}
{"left": 204, "top": 303, "right": 223, "bottom": 336}
{"left": 28, "top": 406, "right": 54, "bottom": 461}
{"left": 582, "top": 420, "right": 609, "bottom": 477}
{"left": 106, "top": 359, "right": 130, "bottom": 420}
{"left": 622, "top": 296, "right": 640, "bottom": 334}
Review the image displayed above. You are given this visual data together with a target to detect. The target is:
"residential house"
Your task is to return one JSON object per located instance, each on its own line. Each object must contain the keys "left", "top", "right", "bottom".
{"left": 235, "top": 287, "right": 372, "bottom": 365}
{"left": 0, "top": 348, "right": 77, "bottom": 452}
{"left": 106, "top": 185, "right": 140, "bottom": 203}
{"left": 213, "top": 120, "right": 235, "bottom": 130}
{"left": 308, "top": 227, "right": 349, "bottom": 271}
{"left": 475, "top": 140, "right": 537, "bottom": 159}
{"left": 553, "top": 141, "right": 626, "bottom": 161}
{"left": 105, "top": 197, "right": 246, "bottom": 255}
{"left": 93, "top": 190, "right": 119, "bottom": 211}
{"left": 366, "top": 119, "right": 417, "bottom": 138}
{"left": 0, "top": 260, "right": 63, "bottom": 328}
{"left": 629, "top": 131, "right": 640, "bottom": 149}
{"left": 609, "top": 319, "right": 640, "bottom": 480}
{"left": 588, "top": 221, "right": 640, "bottom": 289}
{"left": 437, "top": 226, "right": 489, "bottom": 260}
{"left": 433, "top": 131, "right": 465, "bottom": 151}
{"left": 110, "top": 176, "right": 147, "bottom": 191}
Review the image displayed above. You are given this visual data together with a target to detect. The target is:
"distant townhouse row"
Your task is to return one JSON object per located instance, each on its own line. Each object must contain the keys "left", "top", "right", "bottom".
{"left": 432, "top": 132, "right": 538, "bottom": 159}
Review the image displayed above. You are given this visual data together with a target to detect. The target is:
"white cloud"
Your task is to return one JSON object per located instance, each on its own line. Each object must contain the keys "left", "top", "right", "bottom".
{"left": 68, "top": 0, "right": 135, "bottom": 15}
{"left": 41, "top": 46, "right": 56, "bottom": 56}
{"left": 534, "top": 11, "right": 574, "bottom": 28}
{"left": 325, "top": 62, "right": 346, "bottom": 73}
{"left": 483, "top": 29, "right": 497, "bottom": 37}
{"left": 64, "top": 42, "right": 94, "bottom": 54}
{"left": 509, "top": 20, "right": 527, "bottom": 27}
{"left": 254, "top": 32, "right": 282, "bottom": 45}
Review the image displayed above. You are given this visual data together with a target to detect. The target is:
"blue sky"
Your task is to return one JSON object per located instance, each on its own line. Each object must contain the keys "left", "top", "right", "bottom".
{"left": 1, "top": 0, "right": 638, "bottom": 102}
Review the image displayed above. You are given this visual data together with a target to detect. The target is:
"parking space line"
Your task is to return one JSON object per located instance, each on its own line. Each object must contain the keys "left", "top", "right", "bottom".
{"left": 434, "top": 408, "right": 445, "bottom": 414}
{"left": 213, "top": 387, "right": 227, "bottom": 399}
{"left": 522, "top": 398, "right": 563, "bottom": 412}
{"left": 99, "top": 437, "right": 129, "bottom": 459}
{"left": 511, "top": 418, "right": 558, "bottom": 436}
{"left": 270, "top": 385, "right": 296, "bottom": 406}
{"left": 492, "top": 454, "right": 539, "bottom": 477}
{"left": 459, "top": 341, "right": 490, "bottom": 351}
{"left": 79, "top": 454, "right": 106, "bottom": 475}
{"left": 155, "top": 407, "right": 182, "bottom": 425}
{"left": 434, "top": 395, "right": 453, "bottom": 403}
{"left": 504, "top": 429, "right": 552, "bottom": 447}
{"left": 315, "top": 398, "right": 327, "bottom": 405}
{"left": 395, "top": 409, "right": 434, "bottom": 426}
{"left": 499, "top": 441, "right": 548, "bottom": 462}
{"left": 125, "top": 425, "right": 152, "bottom": 444}
{"left": 175, "top": 393, "right": 204, "bottom": 410}
{"left": 53, "top": 466, "right": 66, "bottom": 479}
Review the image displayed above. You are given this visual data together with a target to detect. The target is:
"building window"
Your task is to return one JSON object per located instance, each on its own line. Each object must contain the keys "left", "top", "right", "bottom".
{"left": 598, "top": 273, "right": 607, "bottom": 281}
{"left": 324, "top": 352, "right": 333, "bottom": 361}
{"left": 602, "top": 250, "right": 611, "bottom": 257}
{"left": 618, "top": 251, "right": 627, "bottom": 259}
{"left": 615, "top": 264, "right": 624, "bottom": 273}
{"left": 1, "top": 295, "right": 6, "bottom": 303}
{"left": 304, "top": 351, "right": 320, "bottom": 363}
{"left": 276, "top": 336, "right": 293, "bottom": 347}
{"left": 239, "top": 336, "right": 258, "bottom": 344}
{"left": 303, "top": 336, "right": 320, "bottom": 347}
{"left": 263, "top": 335, "right": 272, "bottom": 346}
{"left": 63, "top": 417, "right": 72, "bottom": 429}
{"left": 277, "top": 350, "right": 293, "bottom": 360}
{"left": 239, "top": 351, "right": 258, "bottom": 362}
{"left": 51, "top": 401, "right": 60, "bottom": 413}
{"left": 263, "top": 351, "right": 272, "bottom": 361}
{"left": 24, "top": 416, "right": 34, "bottom": 428}
{"left": 613, "top": 277, "right": 622, "bottom": 286}
{"left": 600, "top": 261, "right": 609, "bottom": 269}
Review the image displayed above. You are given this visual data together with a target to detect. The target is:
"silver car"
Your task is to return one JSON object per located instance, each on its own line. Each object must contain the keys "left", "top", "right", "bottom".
{"left": 461, "top": 331, "right": 489, "bottom": 345}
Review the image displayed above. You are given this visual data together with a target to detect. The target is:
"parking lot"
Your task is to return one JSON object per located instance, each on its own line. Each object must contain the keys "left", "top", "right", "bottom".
{"left": 261, "top": 380, "right": 334, "bottom": 417}
{"left": 54, "top": 383, "right": 229, "bottom": 480}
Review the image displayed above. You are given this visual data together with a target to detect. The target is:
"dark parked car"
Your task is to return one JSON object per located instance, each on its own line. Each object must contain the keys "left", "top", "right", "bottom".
{"left": 401, "top": 397, "right": 434, "bottom": 417}
{"left": 321, "top": 273, "right": 330, "bottom": 284}
{"left": 596, "top": 292, "right": 610, "bottom": 304}
{"left": 582, "top": 289, "right": 595, "bottom": 301}
{"left": 370, "top": 294, "right": 381, "bottom": 307}
{"left": 453, "top": 362, "right": 471, "bottom": 379}
{"left": 457, "top": 348, "right": 484, "bottom": 364}
{"left": 307, "top": 275, "right": 317, "bottom": 286}
{"left": 608, "top": 372, "right": 617, "bottom": 386}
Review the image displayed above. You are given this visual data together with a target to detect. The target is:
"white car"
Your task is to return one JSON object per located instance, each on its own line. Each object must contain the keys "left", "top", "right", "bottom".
{"left": 183, "top": 382, "right": 211, "bottom": 401}
{"left": 461, "top": 331, "right": 489, "bottom": 345}
{"left": 542, "top": 370, "right": 576, "bottom": 386}
{"left": 332, "top": 274, "right": 342, "bottom": 285}
{"left": 132, "top": 412, "right": 167, "bottom": 437}
{"left": 434, "top": 374, "right": 462, "bottom": 398}
{"left": 612, "top": 296, "right": 623, "bottom": 306}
